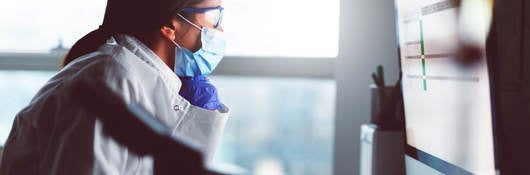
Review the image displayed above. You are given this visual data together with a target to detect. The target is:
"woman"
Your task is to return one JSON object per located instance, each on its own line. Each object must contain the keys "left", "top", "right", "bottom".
{"left": 0, "top": 0, "right": 228, "bottom": 174}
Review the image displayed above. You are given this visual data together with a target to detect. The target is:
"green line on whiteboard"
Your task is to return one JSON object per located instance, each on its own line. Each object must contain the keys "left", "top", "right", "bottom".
{"left": 420, "top": 19, "right": 427, "bottom": 91}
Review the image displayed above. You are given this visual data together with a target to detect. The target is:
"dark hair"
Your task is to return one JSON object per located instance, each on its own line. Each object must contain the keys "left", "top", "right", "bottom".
{"left": 62, "top": 0, "right": 205, "bottom": 67}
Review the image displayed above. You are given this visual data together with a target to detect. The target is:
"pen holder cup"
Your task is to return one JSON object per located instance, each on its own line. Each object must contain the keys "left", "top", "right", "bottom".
{"left": 370, "top": 85, "right": 394, "bottom": 125}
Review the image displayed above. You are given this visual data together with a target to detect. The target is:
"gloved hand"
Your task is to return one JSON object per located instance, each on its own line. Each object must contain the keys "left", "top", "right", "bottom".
{"left": 178, "top": 75, "right": 223, "bottom": 110}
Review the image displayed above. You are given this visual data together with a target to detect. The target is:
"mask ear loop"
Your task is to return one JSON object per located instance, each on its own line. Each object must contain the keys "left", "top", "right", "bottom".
{"left": 177, "top": 14, "right": 203, "bottom": 30}
{"left": 171, "top": 39, "right": 182, "bottom": 47}
{"left": 164, "top": 23, "right": 183, "bottom": 47}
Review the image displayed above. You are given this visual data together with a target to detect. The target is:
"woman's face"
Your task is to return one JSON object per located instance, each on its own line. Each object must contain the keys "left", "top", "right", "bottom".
{"left": 191, "top": 0, "right": 223, "bottom": 30}
{"left": 175, "top": 0, "right": 223, "bottom": 52}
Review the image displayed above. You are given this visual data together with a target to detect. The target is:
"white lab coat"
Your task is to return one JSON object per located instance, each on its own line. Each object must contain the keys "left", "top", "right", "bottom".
{"left": 0, "top": 34, "right": 229, "bottom": 175}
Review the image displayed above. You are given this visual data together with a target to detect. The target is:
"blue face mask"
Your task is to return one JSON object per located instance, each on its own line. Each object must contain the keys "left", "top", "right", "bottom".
{"left": 173, "top": 15, "right": 227, "bottom": 77}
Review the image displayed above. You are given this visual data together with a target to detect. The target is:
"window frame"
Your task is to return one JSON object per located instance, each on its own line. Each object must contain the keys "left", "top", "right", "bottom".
{"left": 0, "top": 52, "right": 336, "bottom": 79}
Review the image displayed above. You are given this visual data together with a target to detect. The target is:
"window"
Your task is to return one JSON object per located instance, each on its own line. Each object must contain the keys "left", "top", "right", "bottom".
{"left": 0, "top": 0, "right": 340, "bottom": 175}
{"left": 0, "top": 0, "right": 339, "bottom": 57}
{"left": 0, "top": 72, "right": 336, "bottom": 175}
{"left": 0, "top": 70, "right": 57, "bottom": 144}
{"left": 0, "top": 0, "right": 106, "bottom": 51}
{"left": 223, "top": 0, "right": 339, "bottom": 57}
{"left": 212, "top": 76, "right": 335, "bottom": 175}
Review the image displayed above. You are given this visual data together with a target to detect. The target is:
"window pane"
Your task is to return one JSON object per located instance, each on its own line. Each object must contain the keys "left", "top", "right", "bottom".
{"left": 0, "top": 71, "right": 336, "bottom": 175}
{"left": 224, "top": 0, "right": 340, "bottom": 57}
{"left": 0, "top": 0, "right": 106, "bottom": 52}
{"left": 0, "top": 70, "right": 57, "bottom": 144}
{"left": 211, "top": 76, "right": 335, "bottom": 175}
{"left": 0, "top": 0, "right": 339, "bottom": 57}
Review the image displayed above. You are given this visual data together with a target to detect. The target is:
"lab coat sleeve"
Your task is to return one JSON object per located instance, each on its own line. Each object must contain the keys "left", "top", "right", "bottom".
{"left": 172, "top": 104, "right": 229, "bottom": 162}
{"left": 77, "top": 54, "right": 155, "bottom": 175}
{"left": 0, "top": 99, "right": 97, "bottom": 175}
{"left": 0, "top": 54, "right": 116, "bottom": 175}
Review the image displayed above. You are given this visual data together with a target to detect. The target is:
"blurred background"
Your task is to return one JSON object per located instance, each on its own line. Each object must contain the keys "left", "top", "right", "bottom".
{"left": 0, "top": 0, "right": 400, "bottom": 174}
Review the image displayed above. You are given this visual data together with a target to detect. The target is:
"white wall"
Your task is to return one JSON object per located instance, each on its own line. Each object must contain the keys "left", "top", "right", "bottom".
{"left": 334, "top": 0, "right": 399, "bottom": 174}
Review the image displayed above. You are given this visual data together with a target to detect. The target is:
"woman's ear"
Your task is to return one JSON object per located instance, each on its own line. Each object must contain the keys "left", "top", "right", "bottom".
{"left": 160, "top": 23, "right": 176, "bottom": 41}
{"left": 160, "top": 17, "right": 186, "bottom": 42}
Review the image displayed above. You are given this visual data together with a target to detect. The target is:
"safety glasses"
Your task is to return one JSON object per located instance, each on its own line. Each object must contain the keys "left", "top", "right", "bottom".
{"left": 181, "top": 7, "right": 224, "bottom": 29}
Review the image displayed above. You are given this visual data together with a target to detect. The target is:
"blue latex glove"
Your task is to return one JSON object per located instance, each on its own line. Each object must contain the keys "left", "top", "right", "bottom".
{"left": 178, "top": 75, "right": 223, "bottom": 110}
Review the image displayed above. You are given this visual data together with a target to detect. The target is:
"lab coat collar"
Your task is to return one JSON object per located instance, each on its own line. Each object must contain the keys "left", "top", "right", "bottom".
{"left": 112, "top": 34, "right": 172, "bottom": 73}
{"left": 111, "top": 34, "right": 182, "bottom": 94}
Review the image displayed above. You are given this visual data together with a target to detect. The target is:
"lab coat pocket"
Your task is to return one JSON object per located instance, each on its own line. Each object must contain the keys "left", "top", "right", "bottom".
{"left": 174, "top": 104, "right": 229, "bottom": 161}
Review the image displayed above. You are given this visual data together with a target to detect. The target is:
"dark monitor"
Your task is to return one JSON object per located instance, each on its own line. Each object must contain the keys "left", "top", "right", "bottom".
{"left": 395, "top": 0, "right": 497, "bottom": 174}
